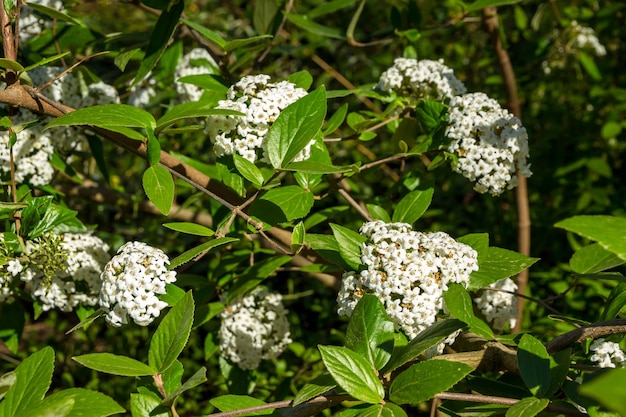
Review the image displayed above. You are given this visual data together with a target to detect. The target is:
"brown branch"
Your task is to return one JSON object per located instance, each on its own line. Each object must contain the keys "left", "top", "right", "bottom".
{"left": 545, "top": 318, "right": 626, "bottom": 354}
{"left": 205, "top": 394, "right": 352, "bottom": 417}
{"left": 481, "top": 7, "right": 531, "bottom": 334}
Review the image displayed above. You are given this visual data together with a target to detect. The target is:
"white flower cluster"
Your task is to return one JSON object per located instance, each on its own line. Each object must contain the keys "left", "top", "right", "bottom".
{"left": 0, "top": 259, "right": 23, "bottom": 303}
{"left": 542, "top": 21, "right": 606, "bottom": 75}
{"left": 589, "top": 338, "right": 626, "bottom": 368}
{"left": 445, "top": 92, "right": 532, "bottom": 195}
{"left": 174, "top": 48, "right": 219, "bottom": 102}
{"left": 17, "top": 233, "right": 110, "bottom": 312}
{"left": 207, "top": 74, "right": 311, "bottom": 163}
{"left": 98, "top": 242, "right": 176, "bottom": 327}
{"left": 377, "top": 58, "right": 467, "bottom": 102}
{"left": 219, "top": 288, "right": 292, "bottom": 370}
{"left": 337, "top": 221, "right": 479, "bottom": 341}
{"left": 18, "top": 0, "right": 64, "bottom": 43}
{"left": 0, "top": 67, "right": 119, "bottom": 186}
{"left": 473, "top": 277, "right": 518, "bottom": 331}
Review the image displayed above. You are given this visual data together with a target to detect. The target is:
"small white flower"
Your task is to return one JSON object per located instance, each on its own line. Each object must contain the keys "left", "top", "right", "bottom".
{"left": 473, "top": 277, "right": 518, "bottom": 331}
{"left": 175, "top": 48, "right": 219, "bottom": 102}
{"left": 219, "top": 288, "right": 291, "bottom": 370}
{"left": 337, "top": 221, "right": 478, "bottom": 348}
{"left": 590, "top": 338, "right": 626, "bottom": 368}
{"left": 207, "top": 75, "right": 311, "bottom": 163}
{"left": 377, "top": 58, "right": 466, "bottom": 102}
{"left": 445, "top": 92, "right": 532, "bottom": 195}
{"left": 98, "top": 241, "right": 176, "bottom": 327}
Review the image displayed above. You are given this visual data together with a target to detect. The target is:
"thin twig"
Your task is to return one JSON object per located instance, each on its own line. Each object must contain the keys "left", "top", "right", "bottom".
{"left": 545, "top": 318, "right": 626, "bottom": 354}
{"left": 481, "top": 7, "right": 531, "bottom": 334}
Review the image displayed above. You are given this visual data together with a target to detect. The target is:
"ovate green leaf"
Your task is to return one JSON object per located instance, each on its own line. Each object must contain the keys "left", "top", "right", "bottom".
{"left": 579, "top": 368, "right": 626, "bottom": 415}
{"left": 249, "top": 186, "right": 314, "bottom": 226}
{"left": 570, "top": 243, "right": 625, "bottom": 274}
{"left": 443, "top": 283, "right": 494, "bottom": 340}
{"left": 318, "top": 345, "right": 384, "bottom": 404}
{"left": 392, "top": 188, "right": 434, "bottom": 225}
{"left": 72, "top": 353, "right": 156, "bottom": 376}
{"left": 162, "top": 222, "right": 214, "bottom": 237}
{"left": 330, "top": 223, "right": 367, "bottom": 271}
{"left": 45, "top": 104, "right": 156, "bottom": 131}
{"left": 142, "top": 165, "right": 174, "bottom": 215}
{"left": 555, "top": 215, "right": 626, "bottom": 262}
{"left": 505, "top": 397, "right": 549, "bottom": 417}
{"left": 44, "top": 388, "right": 125, "bottom": 417}
{"left": 293, "top": 373, "right": 336, "bottom": 406}
{"left": 468, "top": 246, "right": 538, "bottom": 290}
{"left": 168, "top": 237, "right": 239, "bottom": 270}
{"left": 517, "top": 334, "right": 551, "bottom": 397}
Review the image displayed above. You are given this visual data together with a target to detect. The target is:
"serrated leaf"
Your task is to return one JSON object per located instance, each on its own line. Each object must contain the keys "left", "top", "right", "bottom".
{"left": 392, "top": 188, "right": 434, "bottom": 225}
{"left": 142, "top": 165, "right": 174, "bottom": 215}
{"left": 130, "top": 393, "right": 168, "bottom": 417}
{"left": 21, "top": 397, "right": 74, "bottom": 417}
{"left": 266, "top": 87, "right": 327, "bottom": 168}
{"left": 233, "top": 153, "right": 265, "bottom": 187}
{"left": 468, "top": 246, "right": 538, "bottom": 290}
{"left": 570, "top": 243, "right": 625, "bottom": 274}
{"left": 210, "top": 395, "right": 272, "bottom": 415}
{"left": 72, "top": 353, "right": 156, "bottom": 376}
{"left": 318, "top": 345, "right": 384, "bottom": 404}
{"left": 249, "top": 186, "right": 314, "bottom": 226}
{"left": 148, "top": 291, "right": 194, "bottom": 373}
{"left": 517, "top": 334, "right": 550, "bottom": 397}
{"left": 132, "top": 0, "right": 184, "bottom": 85}
{"left": 505, "top": 397, "right": 549, "bottom": 417}
{"left": 45, "top": 104, "right": 156, "bottom": 131}
{"left": 162, "top": 222, "right": 214, "bottom": 237}
{"left": 555, "top": 215, "right": 626, "bottom": 262}
{"left": 43, "top": 388, "right": 124, "bottom": 417}
{"left": 160, "top": 367, "right": 207, "bottom": 407}
{"left": 293, "top": 373, "right": 337, "bottom": 406}
{"left": 168, "top": 237, "right": 239, "bottom": 270}
{"left": 330, "top": 223, "right": 367, "bottom": 271}
{"left": 0, "top": 347, "right": 54, "bottom": 417}
{"left": 443, "top": 284, "right": 494, "bottom": 340}
{"left": 346, "top": 294, "right": 394, "bottom": 370}
{"left": 389, "top": 360, "right": 473, "bottom": 405}
{"left": 382, "top": 319, "right": 467, "bottom": 375}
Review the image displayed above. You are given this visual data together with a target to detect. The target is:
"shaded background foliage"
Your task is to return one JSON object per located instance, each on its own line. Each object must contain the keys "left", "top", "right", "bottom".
{"left": 1, "top": 0, "right": 626, "bottom": 415}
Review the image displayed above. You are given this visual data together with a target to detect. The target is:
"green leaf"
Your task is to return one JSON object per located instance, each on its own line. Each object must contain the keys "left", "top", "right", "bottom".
{"left": 443, "top": 283, "right": 494, "bottom": 340}
{"left": 292, "top": 221, "right": 306, "bottom": 255}
{"left": 391, "top": 188, "right": 434, "bottom": 224}
{"left": 23, "top": 52, "right": 71, "bottom": 72}
{"left": 21, "top": 397, "right": 74, "bottom": 417}
{"left": 24, "top": 1, "right": 86, "bottom": 26}
{"left": 305, "top": 233, "right": 352, "bottom": 270}
{"left": 318, "top": 345, "right": 385, "bottom": 404}
{"left": 330, "top": 223, "right": 367, "bottom": 271}
{"left": 266, "top": 87, "right": 327, "bottom": 168}
{"left": 570, "top": 243, "right": 625, "bottom": 274}
{"left": 287, "top": 70, "right": 313, "bottom": 90}
{"left": 114, "top": 48, "right": 141, "bottom": 71}
{"left": 546, "top": 349, "right": 571, "bottom": 398}
{"left": 358, "top": 403, "right": 408, "bottom": 417}
{"left": 346, "top": 294, "right": 394, "bottom": 370}
{"left": 578, "top": 51, "right": 602, "bottom": 81}
{"left": 43, "top": 388, "right": 124, "bottom": 417}
{"left": 146, "top": 130, "right": 161, "bottom": 166}
{"left": 0, "top": 58, "right": 25, "bottom": 72}
{"left": 142, "top": 165, "right": 174, "bottom": 215}
{"left": 505, "top": 397, "right": 549, "bottom": 417}
{"left": 0, "top": 347, "right": 54, "bottom": 417}
{"left": 180, "top": 18, "right": 227, "bottom": 48}
{"left": 72, "top": 353, "right": 156, "bottom": 376}
{"left": 309, "top": 0, "right": 355, "bottom": 18}
{"left": 233, "top": 153, "right": 265, "bottom": 187}
{"left": 160, "top": 367, "right": 207, "bottom": 407}
{"left": 130, "top": 393, "right": 168, "bottom": 417}
{"left": 223, "top": 35, "right": 272, "bottom": 52}
{"left": 148, "top": 291, "right": 194, "bottom": 373}
{"left": 157, "top": 103, "right": 238, "bottom": 132}
{"left": 468, "top": 247, "right": 538, "bottom": 290}
{"left": 45, "top": 104, "right": 156, "bottom": 131}
{"left": 465, "top": 0, "right": 522, "bottom": 13}
{"left": 210, "top": 395, "right": 272, "bottom": 415}
{"left": 285, "top": 13, "right": 344, "bottom": 39}
{"left": 367, "top": 204, "right": 391, "bottom": 222}
{"left": 323, "top": 103, "right": 348, "bottom": 135}
{"left": 579, "top": 368, "right": 626, "bottom": 415}
{"left": 168, "top": 237, "right": 239, "bottom": 270}
{"left": 0, "top": 303, "right": 25, "bottom": 354}
{"left": 601, "top": 283, "right": 626, "bottom": 321}
{"left": 132, "top": 0, "right": 184, "bottom": 85}
{"left": 253, "top": 0, "right": 279, "bottom": 35}
{"left": 249, "top": 186, "right": 314, "bottom": 226}
{"left": 517, "top": 334, "right": 551, "bottom": 397}
{"left": 389, "top": 360, "right": 473, "bottom": 405}
{"left": 414, "top": 100, "right": 446, "bottom": 133}
{"left": 293, "top": 373, "right": 337, "bottom": 406}
{"left": 382, "top": 319, "right": 466, "bottom": 375}
{"left": 162, "top": 222, "right": 214, "bottom": 237}
{"left": 555, "top": 215, "right": 626, "bottom": 262}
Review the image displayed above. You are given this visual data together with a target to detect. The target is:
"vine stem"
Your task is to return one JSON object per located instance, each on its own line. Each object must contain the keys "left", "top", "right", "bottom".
{"left": 481, "top": 7, "right": 531, "bottom": 333}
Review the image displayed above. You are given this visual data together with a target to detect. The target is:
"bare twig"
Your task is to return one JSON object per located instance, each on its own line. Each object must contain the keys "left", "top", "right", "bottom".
{"left": 545, "top": 318, "right": 626, "bottom": 354}
{"left": 481, "top": 7, "right": 531, "bottom": 333}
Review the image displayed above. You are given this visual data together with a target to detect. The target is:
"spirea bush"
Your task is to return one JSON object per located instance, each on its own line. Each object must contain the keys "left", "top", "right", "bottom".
{"left": 0, "top": 1, "right": 625, "bottom": 417}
